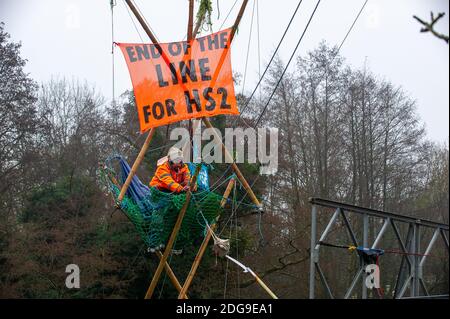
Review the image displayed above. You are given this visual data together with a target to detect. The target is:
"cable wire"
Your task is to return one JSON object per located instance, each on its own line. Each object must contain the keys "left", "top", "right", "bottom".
{"left": 254, "top": 0, "right": 322, "bottom": 127}
{"left": 241, "top": 0, "right": 257, "bottom": 95}
{"left": 238, "top": 0, "right": 304, "bottom": 118}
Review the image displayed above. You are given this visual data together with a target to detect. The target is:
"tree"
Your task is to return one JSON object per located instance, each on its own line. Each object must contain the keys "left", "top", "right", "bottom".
{"left": 0, "top": 22, "right": 38, "bottom": 196}
{"left": 0, "top": 23, "right": 39, "bottom": 287}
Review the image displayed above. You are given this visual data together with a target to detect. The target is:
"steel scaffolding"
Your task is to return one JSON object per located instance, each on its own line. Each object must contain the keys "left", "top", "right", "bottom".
{"left": 309, "top": 197, "right": 449, "bottom": 299}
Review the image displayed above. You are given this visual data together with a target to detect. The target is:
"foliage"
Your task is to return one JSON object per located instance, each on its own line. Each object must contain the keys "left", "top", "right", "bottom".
{"left": 0, "top": 24, "right": 447, "bottom": 299}
{"left": 20, "top": 176, "right": 98, "bottom": 226}
{"left": 196, "top": 0, "right": 213, "bottom": 31}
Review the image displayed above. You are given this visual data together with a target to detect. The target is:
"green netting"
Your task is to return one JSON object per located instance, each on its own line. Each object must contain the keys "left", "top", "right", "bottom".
{"left": 98, "top": 166, "right": 224, "bottom": 250}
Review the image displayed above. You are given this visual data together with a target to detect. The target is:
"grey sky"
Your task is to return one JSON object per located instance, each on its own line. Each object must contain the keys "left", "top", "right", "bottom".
{"left": 1, "top": 0, "right": 448, "bottom": 143}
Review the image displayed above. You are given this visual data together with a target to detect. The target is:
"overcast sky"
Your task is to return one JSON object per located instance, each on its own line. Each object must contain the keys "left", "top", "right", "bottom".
{"left": 1, "top": 0, "right": 448, "bottom": 143}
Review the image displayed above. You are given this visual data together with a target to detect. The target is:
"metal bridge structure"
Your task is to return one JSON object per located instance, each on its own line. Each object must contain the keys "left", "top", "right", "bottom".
{"left": 309, "top": 197, "right": 449, "bottom": 299}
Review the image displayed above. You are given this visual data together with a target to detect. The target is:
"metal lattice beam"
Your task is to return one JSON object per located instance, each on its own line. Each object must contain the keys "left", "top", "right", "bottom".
{"left": 309, "top": 198, "right": 449, "bottom": 299}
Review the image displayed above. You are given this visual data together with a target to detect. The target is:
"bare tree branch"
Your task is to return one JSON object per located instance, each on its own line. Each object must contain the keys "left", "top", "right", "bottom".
{"left": 239, "top": 240, "right": 309, "bottom": 289}
{"left": 413, "top": 12, "right": 449, "bottom": 44}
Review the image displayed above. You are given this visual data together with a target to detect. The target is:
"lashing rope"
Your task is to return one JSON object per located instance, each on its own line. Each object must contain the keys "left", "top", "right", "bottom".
{"left": 318, "top": 241, "right": 433, "bottom": 258}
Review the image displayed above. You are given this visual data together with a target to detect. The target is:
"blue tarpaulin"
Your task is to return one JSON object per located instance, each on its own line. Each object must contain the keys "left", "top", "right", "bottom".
{"left": 110, "top": 155, "right": 210, "bottom": 211}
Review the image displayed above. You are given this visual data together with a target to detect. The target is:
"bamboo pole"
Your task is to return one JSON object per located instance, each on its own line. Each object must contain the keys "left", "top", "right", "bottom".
{"left": 208, "top": 0, "right": 249, "bottom": 90}
{"left": 125, "top": 0, "right": 158, "bottom": 44}
{"left": 117, "top": 0, "right": 166, "bottom": 204}
{"left": 187, "top": 0, "right": 194, "bottom": 163}
{"left": 231, "top": 0, "right": 249, "bottom": 41}
{"left": 199, "top": 0, "right": 261, "bottom": 209}
{"left": 252, "top": 272, "right": 278, "bottom": 299}
{"left": 144, "top": 164, "right": 202, "bottom": 299}
{"left": 119, "top": 1, "right": 191, "bottom": 203}
{"left": 202, "top": 118, "right": 262, "bottom": 207}
{"left": 187, "top": 0, "right": 194, "bottom": 41}
{"left": 225, "top": 255, "right": 278, "bottom": 299}
{"left": 124, "top": 0, "right": 188, "bottom": 89}
{"left": 122, "top": 0, "right": 262, "bottom": 298}
{"left": 119, "top": 0, "right": 250, "bottom": 204}
{"left": 155, "top": 251, "right": 189, "bottom": 299}
{"left": 178, "top": 178, "right": 236, "bottom": 299}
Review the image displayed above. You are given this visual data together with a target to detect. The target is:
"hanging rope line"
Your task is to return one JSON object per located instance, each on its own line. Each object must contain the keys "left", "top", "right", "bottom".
{"left": 109, "top": 243, "right": 146, "bottom": 297}
{"left": 252, "top": 0, "right": 368, "bottom": 128}
{"left": 318, "top": 241, "right": 434, "bottom": 258}
{"left": 238, "top": 0, "right": 304, "bottom": 118}
{"left": 196, "top": 212, "right": 231, "bottom": 257}
{"left": 337, "top": 0, "right": 368, "bottom": 53}
{"left": 301, "top": 0, "right": 369, "bottom": 108}
{"left": 241, "top": 0, "right": 257, "bottom": 95}
{"left": 223, "top": 179, "right": 237, "bottom": 299}
{"left": 111, "top": 0, "right": 117, "bottom": 106}
{"left": 317, "top": 237, "right": 441, "bottom": 299}
{"left": 235, "top": 180, "right": 240, "bottom": 298}
{"left": 218, "top": 0, "right": 239, "bottom": 32}
{"left": 131, "top": 0, "right": 161, "bottom": 43}
{"left": 256, "top": 0, "right": 261, "bottom": 101}
{"left": 217, "top": 173, "right": 260, "bottom": 237}
{"left": 122, "top": 0, "right": 145, "bottom": 42}
{"left": 231, "top": 0, "right": 368, "bottom": 133}
{"left": 216, "top": 0, "right": 221, "bottom": 20}
{"left": 157, "top": 233, "right": 180, "bottom": 299}
{"left": 104, "top": 0, "right": 281, "bottom": 301}
{"left": 253, "top": 0, "right": 321, "bottom": 127}
{"left": 210, "top": 0, "right": 307, "bottom": 178}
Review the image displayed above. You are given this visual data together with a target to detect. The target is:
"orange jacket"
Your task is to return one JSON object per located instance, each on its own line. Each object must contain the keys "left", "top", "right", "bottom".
{"left": 149, "top": 162, "right": 191, "bottom": 193}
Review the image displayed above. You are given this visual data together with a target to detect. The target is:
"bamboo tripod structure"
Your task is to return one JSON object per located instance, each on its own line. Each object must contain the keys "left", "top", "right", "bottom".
{"left": 144, "top": 164, "right": 202, "bottom": 299}
{"left": 117, "top": 0, "right": 274, "bottom": 299}
{"left": 156, "top": 251, "right": 189, "bottom": 299}
{"left": 178, "top": 177, "right": 236, "bottom": 299}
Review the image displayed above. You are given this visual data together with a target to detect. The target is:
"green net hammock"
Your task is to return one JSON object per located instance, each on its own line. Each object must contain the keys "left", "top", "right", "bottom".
{"left": 98, "top": 155, "right": 224, "bottom": 250}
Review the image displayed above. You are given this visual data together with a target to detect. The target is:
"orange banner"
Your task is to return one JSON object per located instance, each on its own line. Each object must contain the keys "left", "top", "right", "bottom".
{"left": 117, "top": 28, "right": 239, "bottom": 132}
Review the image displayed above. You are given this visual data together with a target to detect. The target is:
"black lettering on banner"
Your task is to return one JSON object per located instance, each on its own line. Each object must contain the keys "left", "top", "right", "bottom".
{"left": 179, "top": 60, "right": 198, "bottom": 83}
{"left": 185, "top": 90, "right": 202, "bottom": 113}
{"left": 203, "top": 87, "right": 216, "bottom": 111}
{"left": 197, "top": 37, "right": 207, "bottom": 52}
{"left": 218, "top": 87, "right": 231, "bottom": 109}
{"left": 198, "top": 58, "right": 211, "bottom": 81}
{"left": 182, "top": 42, "right": 191, "bottom": 55}
{"left": 126, "top": 46, "right": 137, "bottom": 63}
{"left": 220, "top": 31, "right": 229, "bottom": 49}
{"left": 150, "top": 44, "right": 161, "bottom": 59}
{"left": 143, "top": 105, "right": 152, "bottom": 123}
{"left": 168, "top": 42, "right": 182, "bottom": 56}
{"left": 135, "top": 45, "right": 150, "bottom": 61}
{"left": 152, "top": 102, "right": 165, "bottom": 120}
{"left": 165, "top": 99, "right": 177, "bottom": 116}
{"left": 155, "top": 64, "right": 169, "bottom": 87}
{"left": 207, "top": 33, "right": 219, "bottom": 50}
{"left": 169, "top": 63, "right": 179, "bottom": 85}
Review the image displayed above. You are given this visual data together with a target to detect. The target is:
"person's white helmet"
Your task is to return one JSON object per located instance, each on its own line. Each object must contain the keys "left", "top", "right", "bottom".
{"left": 168, "top": 147, "right": 183, "bottom": 164}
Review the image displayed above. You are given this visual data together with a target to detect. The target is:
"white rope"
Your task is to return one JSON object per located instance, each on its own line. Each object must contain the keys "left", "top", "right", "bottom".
{"left": 199, "top": 211, "right": 231, "bottom": 257}
{"left": 111, "top": 0, "right": 116, "bottom": 107}
{"left": 225, "top": 255, "right": 251, "bottom": 274}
